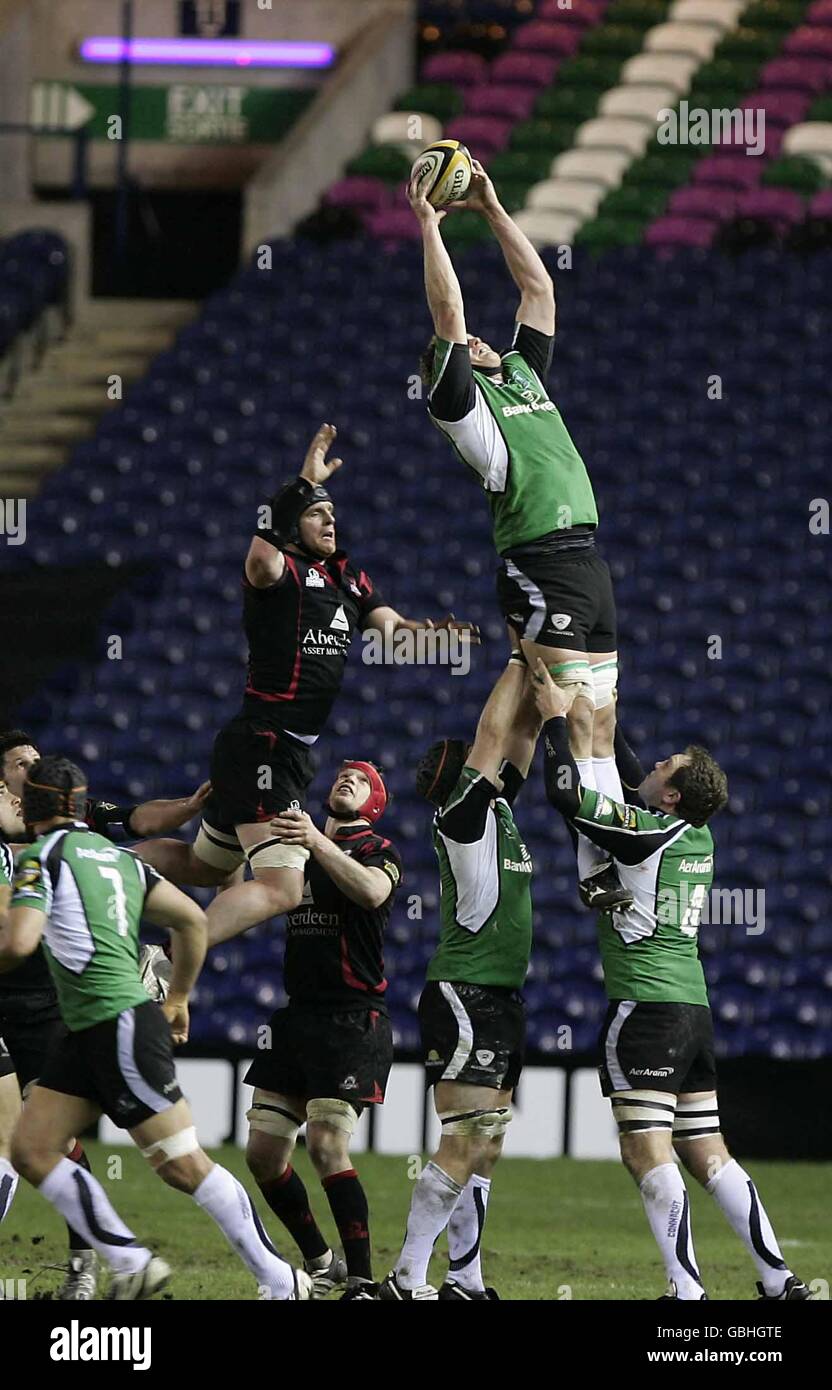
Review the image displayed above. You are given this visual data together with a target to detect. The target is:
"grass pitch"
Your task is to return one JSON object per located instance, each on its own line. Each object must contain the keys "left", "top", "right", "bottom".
{"left": 3, "top": 1144, "right": 829, "bottom": 1300}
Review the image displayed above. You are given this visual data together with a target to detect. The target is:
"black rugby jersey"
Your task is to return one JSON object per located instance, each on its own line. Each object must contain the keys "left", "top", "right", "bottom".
{"left": 243, "top": 549, "right": 384, "bottom": 737}
{"left": 0, "top": 798, "right": 137, "bottom": 995}
{"left": 283, "top": 824, "right": 403, "bottom": 1009}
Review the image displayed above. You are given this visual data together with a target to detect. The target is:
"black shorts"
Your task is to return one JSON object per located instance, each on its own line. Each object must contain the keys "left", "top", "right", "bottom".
{"left": 0, "top": 989, "right": 67, "bottom": 1093}
{"left": 244, "top": 1004, "right": 393, "bottom": 1111}
{"left": 205, "top": 714, "right": 314, "bottom": 830}
{"left": 598, "top": 1000, "right": 717, "bottom": 1097}
{"left": 496, "top": 547, "right": 617, "bottom": 652}
{"left": 38, "top": 1000, "right": 182, "bottom": 1129}
{"left": 0, "top": 1035, "right": 14, "bottom": 1080}
{"left": 419, "top": 981, "right": 526, "bottom": 1091}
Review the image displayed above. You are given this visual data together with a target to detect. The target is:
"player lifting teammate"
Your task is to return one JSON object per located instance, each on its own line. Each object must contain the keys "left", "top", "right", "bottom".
{"left": 0, "top": 727, "right": 211, "bottom": 1298}
{"left": 532, "top": 663, "right": 813, "bottom": 1301}
{"left": 379, "top": 644, "right": 538, "bottom": 1301}
{"left": 0, "top": 756, "right": 311, "bottom": 1300}
{"left": 409, "top": 162, "right": 629, "bottom": 914}
{"left": 244, "top": 759, "right": 401, "bottom": 1300}
{"left": 139, "top": 422, "right": 475, "bottom": 949}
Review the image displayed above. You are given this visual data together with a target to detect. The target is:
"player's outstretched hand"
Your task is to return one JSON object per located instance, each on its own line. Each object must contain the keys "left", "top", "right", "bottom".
{"left": 454, "top": 160, "right": 500, "bottom": 216}
{"left": 426, "top": 612, "right": 481, "bottom": 644}
{"left": 531, "top": 657, "right": 575, "bottom": 720}
{"left": 406, "top": 178, "right": 447, "bottom": 225}
{"left": 269, "top": 807, "right": 323, "bottom": 851}
{"left": 301, "top": 423, "right": 344, "bottom": 485}
{"left": 163, "top": 994, "right": 189, "bottom": 1046}
{"left": 186, "top": 781, "right": 211, "bottom": 816}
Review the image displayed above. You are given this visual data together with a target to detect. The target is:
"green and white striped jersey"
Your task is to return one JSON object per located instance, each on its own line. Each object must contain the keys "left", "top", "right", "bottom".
{"left": 427, "top": 766, "right": 533, "bottom": 990}
{"left": 574, "top": 788, "right": 713, "bottom": 1006}
{"left": 11, "top": 822, "right": 161, "bottom": 1031}
{"left": 429, "top": 331, "right": 598, "bottom": 554}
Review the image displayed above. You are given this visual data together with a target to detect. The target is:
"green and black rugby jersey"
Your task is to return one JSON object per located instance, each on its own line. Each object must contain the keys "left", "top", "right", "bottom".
{"left": 428, "top": 323, "right": 598, "bottom": 555}
{"left": 11, "top": 823, "right": 162, "bottom": 1031}
{"left": 0, "top": 797, "right": 140, "bottom": 996}
{"left": 426, "top": 764, "right": 533, "bottom": 991}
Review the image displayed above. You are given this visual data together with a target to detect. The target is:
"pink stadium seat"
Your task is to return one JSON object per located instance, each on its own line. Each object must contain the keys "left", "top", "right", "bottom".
{"left": 809, "top": 187, "right": 832, "bottom": 215}
{"left": 806, "top": 0, "right": 832, "bottom": 22}
{"left": 784, "top": 28, "right": 832, "bottom": 62}
{"left": 744, "top": 91, "right": 812, "bottom": 128}
{"left": 421, "top": 52, "right": 488, "bottom": 87}
{"left": 736, "top": 188, "right": 807, "bottom": 229}
{"left": 693, "top": 155, "right": 765, "bottom": 191}
{"left": 538, "top": 0, "right": 605, "bottom": 21}
{"left": 668, "top": 187, "right": 739, "bottom": 221}
{"left": 490, "top": 52, "right": 561, "bottom": 88}
{"left": 512, "top": 22, "right": 584, "bottom": 57}
{"left": 325, "top": 177, "right": 391, "bottom": 212}
{"left": 759, "top": 57, "right": 832, "bottom": 94}
{"left": 363, "top": 208, "right": 422, "bottom": 242}
{"left": 644, "top": 217, "right": 716, "bottom": 249}
{"left": 465, "top": 84, "right": 537, "bottom": 122}
{"left": 445, "top": 115, "right": 513, "bottom": 158}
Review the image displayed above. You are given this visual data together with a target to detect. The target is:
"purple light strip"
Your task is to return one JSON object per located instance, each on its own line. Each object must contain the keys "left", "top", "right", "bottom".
{"left": 79, "top": 37, "right": 335, "bottom": 69}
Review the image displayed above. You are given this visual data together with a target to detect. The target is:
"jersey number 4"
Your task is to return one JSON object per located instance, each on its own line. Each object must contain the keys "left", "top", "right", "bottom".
{"left": 679, "top": 883, "right": 707, "bottom": 938}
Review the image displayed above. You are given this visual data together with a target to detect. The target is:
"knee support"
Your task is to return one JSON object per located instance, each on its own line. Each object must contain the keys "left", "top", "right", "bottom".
{"left": 673, "top": 1095, "right": 721, "bottom": 1142}
{"left": 140, "top": 1125, "right": 199, "bottom": 1164}
{"left": 610, "top": 1090, "right": 676, "bottom": 1135}
{"left": 246, "top": 1091, "right": 304, "bottom": 1141}
{"left": 306, "top": 1098, "right": 358, "bottom": 1135}
{"left": 590, "top": 657, "right": 618, "bottom": 711}
{"left": 194, "top": 821, "right": 246, "bottom": 873}
{"left": 246, "top": 837, "right": 310, "bottom": 875}
{"left": 438, "top": 1107, "right": 512, "bottom": 1139}
{"left": 548, "top": 658, "right": 595, "bottom": 706}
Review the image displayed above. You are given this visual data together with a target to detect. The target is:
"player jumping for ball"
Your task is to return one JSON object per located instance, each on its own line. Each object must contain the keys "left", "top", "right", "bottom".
{"left": 532, "top": 663, "right": 814, "bottom": 1301}
{"left": 409, "top": 161, "right": 628, "bottom": 914}
{"left": 139, "top": 422, "right": 476, "bottom": 949}
{"left": 0, "top": 756, "right": 311, "bottom": 1300}
{"left": 379, "top": 642, "right": 538, "bottom": 1301}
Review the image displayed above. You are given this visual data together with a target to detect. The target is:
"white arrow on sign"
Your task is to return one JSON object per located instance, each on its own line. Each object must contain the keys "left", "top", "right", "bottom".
{"left": 30, "top": 82, "right": 95, "bottom": 132}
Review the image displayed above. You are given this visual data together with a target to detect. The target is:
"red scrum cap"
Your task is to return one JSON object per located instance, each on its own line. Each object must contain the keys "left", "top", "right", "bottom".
{"left": 339, "top": 760, "right": 388, "bottom": 824}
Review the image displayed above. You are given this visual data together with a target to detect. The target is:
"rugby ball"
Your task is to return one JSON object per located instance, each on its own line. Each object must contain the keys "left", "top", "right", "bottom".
{"left": 411, "top": 140, "right": 473, "bottom": 208}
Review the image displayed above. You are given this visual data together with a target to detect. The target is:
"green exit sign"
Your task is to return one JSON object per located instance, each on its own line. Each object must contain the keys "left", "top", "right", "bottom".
{"left": 30, "top": 81, "right": 313, "bottom": 143}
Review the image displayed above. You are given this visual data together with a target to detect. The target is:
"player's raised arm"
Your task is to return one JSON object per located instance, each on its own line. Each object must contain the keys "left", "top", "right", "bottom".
{"left": 408, "top": 182, "right": 467, "bottom": 344}
{"left": 461, "top": 161, "right": 555, "bottom": 335}
{"left": 246, "top": 422, "right": 344, "bottom": 589}
{"left": 466, "top": 648, "right": 533, "bottom": 785}
{"left": 362, "top": 605, "right": 480, "bottom": 644}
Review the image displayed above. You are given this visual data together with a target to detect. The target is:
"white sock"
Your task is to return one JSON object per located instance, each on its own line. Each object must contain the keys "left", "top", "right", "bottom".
{"left": 192, "top": 1163, "right": 295, "bottom": 1299}
{"left": 396, "top": 1161, "right": 463, "bottom": 1290}
{"left": 39, "top": 1157, "right": 150, "bottom": 1275}
{"left": 707, "top": 1159, "right": 792, "bottom": 1295}
{"left": 447, "top": 1173, "right": 490, "bottom": 1292}
{"left": 639, "top": 1163, "right": 704, "bottom": 1299}
{"left": 0, "top": 1157, "right": 19, "bottom": 1224}
{"left": 593, "top": 755, "right": 624, "bottom": 803}
{"left": 574, "top": 758, "right": 605, "bottom": 878}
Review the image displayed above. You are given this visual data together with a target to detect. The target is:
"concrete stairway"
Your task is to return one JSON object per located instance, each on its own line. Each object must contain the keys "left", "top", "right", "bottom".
{"left": 0, "top": 299, "right": 197, "bottom": 499}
